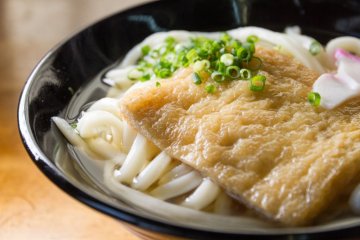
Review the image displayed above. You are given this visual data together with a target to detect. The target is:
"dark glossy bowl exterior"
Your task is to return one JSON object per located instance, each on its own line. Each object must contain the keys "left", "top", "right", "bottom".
{"left": 18, "top": 0, "right": 360, "bottom": 239}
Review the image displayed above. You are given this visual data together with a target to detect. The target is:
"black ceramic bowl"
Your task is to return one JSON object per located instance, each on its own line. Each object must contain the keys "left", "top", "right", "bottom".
{"left": 18, "top": 0, "right": 360, "bottom": 239}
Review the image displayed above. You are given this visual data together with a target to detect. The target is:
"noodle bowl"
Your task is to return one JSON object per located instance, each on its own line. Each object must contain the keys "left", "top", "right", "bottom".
{"left": 53, "top": 26, "right": 360, "bottom": 227}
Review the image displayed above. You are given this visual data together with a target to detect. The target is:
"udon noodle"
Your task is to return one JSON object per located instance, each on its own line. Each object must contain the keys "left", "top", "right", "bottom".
{"left": 53, "top": 26, "right": 360, "bottom": 225}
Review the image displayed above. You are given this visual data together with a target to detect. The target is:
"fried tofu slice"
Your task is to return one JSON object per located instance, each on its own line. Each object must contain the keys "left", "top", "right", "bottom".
{"left": 120, "top": 46, "right": 360, "bottom": 226}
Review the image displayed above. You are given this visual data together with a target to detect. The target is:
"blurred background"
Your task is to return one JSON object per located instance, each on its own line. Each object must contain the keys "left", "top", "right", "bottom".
{"left": 0, "top": 0, "right": 152, "bottom": 239}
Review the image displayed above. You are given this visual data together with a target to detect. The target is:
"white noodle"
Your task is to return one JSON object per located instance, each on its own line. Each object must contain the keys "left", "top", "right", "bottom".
{"left": 111, "top": 153, "right": 127, "bottom": 165}
{"left": 214, "top": 191, "right": 234, "bottom": 215}
{"left": 150, "top": 171, "right": 202, "bottom": 200}
{"left": 114, "top": 134, "right": 159, "bottom": 184}
{"left": 52, "top": 117, "right": 85, "bottom": 147}
{"left": 181, "top": 178, "right": 220, "bottom": 210}
{"left": 77, "top": 111, "right": 123, "bottom": 146}
{"left": 87, "top": 97, "right": 121, "bottom": 117}
{"left": 131, "top": 151, "right": 172, "bottom": 191}
{"left": 85, "top": 138, "right": 120, "bottom": 159}
{"left": 103, "top": 160, "right": 275, "bottom": 231}
{"left": 122, "top": 121, "right": 137, "bottom": 153}
{"left": 158, "top": 163, "right": 193, "bottom": 185}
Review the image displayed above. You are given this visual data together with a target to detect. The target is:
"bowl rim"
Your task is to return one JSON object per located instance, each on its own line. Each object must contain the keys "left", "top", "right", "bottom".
{"left": 17, "top": 0, "right": 360, "bottom": 239}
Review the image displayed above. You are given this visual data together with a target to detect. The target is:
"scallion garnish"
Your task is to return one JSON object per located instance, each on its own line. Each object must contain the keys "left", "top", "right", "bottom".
{"left": 309, "top": 41, "right": 322, "bottom": 56}
{"left": 226, "top": 66, "right": 241, "bottom": 79}
{"left": 131, "top": 33, "right": 264, "bottom": 94}
{"left": 221, "top": 33, "right": 232, "bottom": 43}
{"left": 70, "top": 122, "right": 77, "bottom": 129}
{"left": 158, "top": 69, "right": 171, "bottom": 78}
{"left": 240, "top": 69, "right": 251, "bottom": 80}
{"left": 192, "top": 72, "right": 202, "bottom": 85}
{"left": 193, "top": 60, "right": 210, "bottom": 72}
{"left": 231, "top": 39, "right": 242, "bottom": 49}
{"left": 128, "top": 68, "right": 144, "bottom": 80}
{"left": 193, "top": 61, "right": 203, "bottom": 72}
{"left": 211, "top": 71, "right": 226, "bottom": 82}
{"left": 205, "top": 84, "right": 216, "bottom": 93}
{"left": 141, "top": 45, "right": 151, "bottom": 56}
{"left": 165, "top": 36, "right": 176, "bottom": 46}
{"left": 202, "top": 60, "right": 210, "bottom": 69}
{"left": 249, "top": 75, "right": 266, "bottom": 91}
{"left": 140, "top": 73, "right": 151, "bottom": 82}
{"left": 150, "top": 49, "right": 160, "bottom": 58}
{"left": 220, "top": 53, "right": 234, "bottom": 66}
{"left": 236, "top": 47, "right": 249, "bottom": 60}
{"left": 243, "top": 42, "right": 255, "bottom": 56}
{"left": 308, "top": 92, "right": 321, "bottom": 107}
{"left": 216, "top": 62, "right": 226, "bottom": 75}
{"left": 155, "top": 81, "right": 161, "bottom": 87}
{"left": 247, "top": 35, "right": 259, "bottom": 43}
{"left": 186, "top": 49, "right": 198, "bottom": 62}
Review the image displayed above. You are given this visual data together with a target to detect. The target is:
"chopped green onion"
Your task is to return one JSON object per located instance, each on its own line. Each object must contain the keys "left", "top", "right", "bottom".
{"left": 193, "top": 61, "right": 203, "bottom": 72}
{"left": 236, "top": 47, "right": 250, "bottom": 61}
{"left": 150, "top": 49, "right": 160, "bottom": 58}
{"left": 211, "top": 40, "right": 222, "bottom": 51}
{"left": 249, "top": 75, "right": 266, "bottom": 91}
{"left": 226, "top": 66, "right": 241, "bottom": 78}
{"left": 158, "top": 69, "right": 172, "bottom": 78}
{"left": 309, "top": 41, "right": 322, "bottom": 56}
{"left": 164, "top": 53, "right": 176, "bottom": 63}
{"left": 70, "top": 122, "right": 77, "bottom": 129}
{"left": 197, "top": 49, "right": 209, "bottom": 58}
{"left": 193, "top": 60, "right": 210, "bottom": 72}
{"left": 220, "top": 33, "right": 232, "bottom": 43}
{"left": 307, "top": 92, "right": 321, "bottom": 106}
{"left": 128, "top": 68, "right": 143, "bottom": 80}
{"left": 139, "top": 73, "right": 151, "bottom": 82}
{"left": 159, "top": 46, "right": 168, "bottom": 55}
{"left": 202, "top": 60, "right": 210, "bottom": 68}
{"left": 205, "top": 84, "right": 216, "bottom": 93}
{"left": 176, "top": 51, "right": 188, "bottom": 66}
{"left": 231, "top": 40, "right": 242, "bottom": 49}
{"left": 192, "top": 72, "right": 202, "bottom": 85}
{"left": 165, "top": 36, "right": 176, "bottom": 46}
{"left": 159, "top": 59, "right": 172, "bottom": 69}
{"left": 243, "top": 42, "right": 255, "bottom": 55}
{"left": 128, "top": 32, "right": 265, "bottom": 95}
{"left": 174, "top": 44, "right": 185, "bottom": 52}
{"left": 247, "top": 35, "right": 259, "bottom": 43}
{"left": 239, "top": 69, "right": 251, "bottom": 79}
{"left": 186, "top": 49, "right": 198, "bottom": 62}
{"left": 220, "top": 53, "right": 234, "bottom": 66}
{"left": 141, "top": 45, "right": 151, "bottom": 56}
{"left": 202, "top": 40, "right": 212, "bottom": 50}
{"left": 219, "top": 48, "right": 226, "bottom": 55}
{"left": 211, "top": 71, "right": 225, "bottom": 82}
{"left": 155, "top": 81, "right": 161, "bottom": 87}
{"left": 216, "top": 62, "right": 226, "bottom": 74}
{"left": 138, "top": 60, "right": 152, "bottom": 68}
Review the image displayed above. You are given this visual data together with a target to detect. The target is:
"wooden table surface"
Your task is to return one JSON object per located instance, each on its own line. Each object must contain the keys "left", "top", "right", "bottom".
{"left": 0, "top": 1, "right": 151, "bottom": 239}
